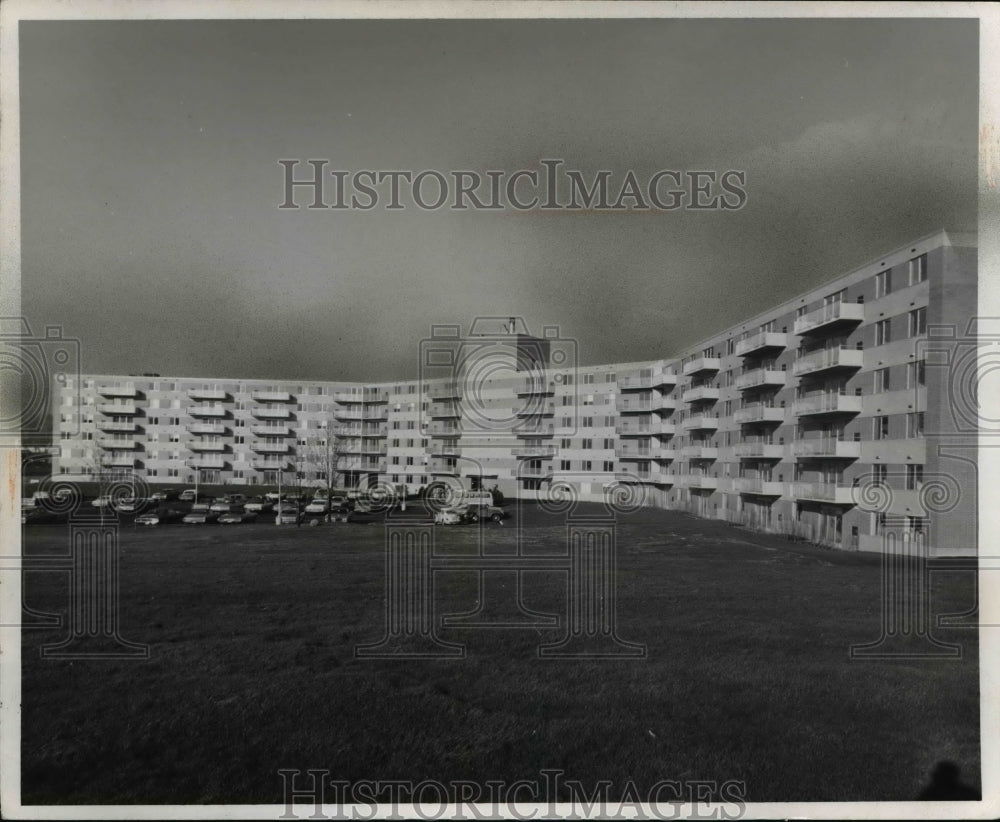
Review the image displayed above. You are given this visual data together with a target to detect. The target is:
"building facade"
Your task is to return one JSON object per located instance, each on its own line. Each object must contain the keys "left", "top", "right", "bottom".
{"left": 50, "top": 230, "right": 977, "bottom": 555}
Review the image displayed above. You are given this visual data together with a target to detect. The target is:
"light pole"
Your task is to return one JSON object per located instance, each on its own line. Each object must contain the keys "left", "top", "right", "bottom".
{"left": 275, "top": 466, "right": 282, "bottom": 525}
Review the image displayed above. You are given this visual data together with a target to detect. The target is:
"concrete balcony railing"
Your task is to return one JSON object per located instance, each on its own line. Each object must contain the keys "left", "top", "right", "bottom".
{"left": 96, "top": 420, "right": 137, "bottom": 433}
{"left": 792, "top": 346, "right": 864, "bottom": 377}
{"left": 189, "top": 422, "right": 227, "bottom": 436}
{"left": 616, "top": 418, "right": 675, "bottom": 437}
{"left": 361, "top": 460, "right": 387, "bottom": 472}
{"left": 360, "top": 444, "right": 388, "bottom": 455}
{"left": 680, "top": 445, "right": 718, "bottom": 461}
{"left": 516, "top": 401, "right": 556, "bottom": 417}
{"left": 734, "top": 442, "right": 785, "bottom": 460}
{"left": 682, "top": 356, "right": 722, "bottom": 377}
{"left": 735, "top": 368, "right": 787, "bottom": 391}
{"left": 515, "top": 422, "right": 555, "bottom": 438}
{"left": 428, "top": 401, "right": 461, "bottom": 418}
{"left": 189, "top": 440, "right": 227, "bottom": 452}
{"left": 792, "top": 393, "right": 863, "bottom": 417}
{"left": 187, "top": 456, "right": 227, "bottom": 469}
{"left": 733, "top": 405, "right": 786, "bottom": 425}
{"left": 735, "top": 331, "right": 789, "bottom": 358}
{"left": 361, "top": 407, "right": 389, "bottom": 421}
{"left": 618, "top": 366, "right": 677, "bottom": 391}
{"left": 734, "top": 478, "right": 785, "bottom": 496}
{"left": 189, "top": 404, "right": 227, "bottom": 418}
{"left": 682, "top": 414, "right": 719, "bottom": 431}
{"left": 250, "top": 424, "right": 290, "bottom": 437}
{"left": 252, "top": 390, "right": 293, "bottom": 403}
{"left": 251, "top": 406, "right": 291, "bottom": 420}
{"left": 517, "top": 462, "right": 554, "bottom": 479}
{"left": 253, "top": 459, "right": 291, "bottom": 471}
{"left": 792, "top": 439, "right": 862, "bottom": 459}
{"left": 97, "top": 384, "right": 139, "bottom": 398}
{"left": 332, "top": 391, "right": 364, "bottom": 403}
{"left": 252, "top": 442, "right": 289, "bottom": 454}
{"left": 616, "top": 394, "right": 676, "bottom": 414}
{"left": 425, "top": 442, "right": 461, "bottom": 457}
{"left": 792, "top": 482, "right": 856, "bottom": 504}
{"left": 106, "top": 453, "right": 137, "bottom": 467}
{"left": 97, "top": 438, "right": 135, "bottom": 450}
{"left": 98, "top": 402, "right": 138, "bottom": 416}
{"left": 428, "top": 458, "right": 459, "bottom": 474}
{"left": 794, "top": 301, "right": 865, "bottom": 335}
{"left": 187, "top": 388, "right": 229, "bottom": 401}
{"left": 429, "top": 383, "right": 463, "bottom": 400}
{"left": 685, "top": 475, "right": 718, "bottom": 490}
{"left": 515, "top": 378, "right": 555, "bottom": 397}
{"left": 333, "top": 407, "right": 365, "bottom": 420}
{"left": 681, "top": 386, "right": 720, "bottom": 404}
{"left": 615, "top": 468, "right": 676, "bottom": 485}
{"left": 428, "top": 422, "right": 461, "bottom": 437}
{"left": 512, "top": 445, "right": 557, "bottom": 458}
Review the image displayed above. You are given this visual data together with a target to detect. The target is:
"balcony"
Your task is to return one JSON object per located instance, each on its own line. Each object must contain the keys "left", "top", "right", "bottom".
{"left": 518, "top": 463, "right": 553, "bottom": 479}
{"left": 615, "top": 468, "right": 676, "bottom": 485}
{"left": 361, "top": 460, "right": 387, "bottom": 473}
{"left": 252, "top": 442, "right": 289, "bottom": 454}
{"left": 735, "top": 479, "right": 785, "bottom": 497}
{"left": 336, "top": 458, "right": 363, "bottom": 472}
{"left": 792, "top": 439, "right": 862, "bottom": 459}
{"left": 361, "top": 443, "right": 387, "bottom": 455}
{"left": 362, "top": 407, "right": 389, "bottom": 421}
{"left": 681, "top": 386, "right": 720, "bottom": 404}
{"left": 512, "top": 445, "right": 557, "bottom": 458}
{"left": 187, "top": 456, "right": 227, "bottom": 469}
{"left": 97, "top": 384, "right": 139, "bottom": 398}
{"left": 616, "top": 442, "right": 654, "bottom": 461}
{"left": 189, "top": 404, "right": 227, "bottom": 418}
{"left": 792, "top": 346, "right": 864, "bottom": 377}
{"left": 333, "top": 407, "right": 364, "bottom": 421}
{"left": 333, "top": 391, "right": 364, "bottom": 403}
{"left": 253, "top": 459, "right": 291, "bottom": 471}
{"left": 96, "top": 420, "right": 136, "bottom": 433}
{"left": 735, "top": 368, "right": 787, "bottom": 391}
{"left": 362, "top": 390, "right": 389, "bottom": 404}
{"left": 428, "top": 401, "right": 461, "bottom": 419}
{"left": 616, "top": 394, "right": 676, "bottom": 414}
{"left": 250, "top": 424, "right": 290, "bottom": 437}
{"left": 685, "top": 476, "right": 718, "bottom": 490}
{"left": 794, "top": 301, "right": 865, "bottom": 336}
{"left": 792, "top": 393, "right": 863, "bottom": 417}
{"left": 187, "top": 388, "right": 229, "bottom": 401}
{"left": 792, "top": 482, "right": 856, "bottom": 504}
{"left": 106, "top": 453, "right": 136, "bottom": 467}
{"left": 188, "top": 422, "right": 227, "bottom": 436}
{"left": 98, "top": 402, "right": 137, "bottom": 416}
{"left": 362, "top": 427, "right": 387, "bottom": 439}
{"left": 189, "top": 440, "right": 227, "bottom": 452}
{"left": 618, "top": 367, "right": 677, "bottom": 391}
{"left": 426, "top": 442, "right": 461, "bottom": 457}
{"left": 428, "top": 422, "right": 461, "bottom": 437}
{"left": 252, "top": 390, "right": 293, "bottom": 403}
{"left": 251, "top": 406, "right": 291, "bottom": 420}
{"left": 429, "top": 383, "right": 463, "bottom": 400}
{"left": 682, "top": 414, "right": 719, "bottom": 431}
{"left": 97, "top": 438, "right": 135, "bottom": 450}
{"left": 734, "top": 405, "right": 786, "bottom": 425}
{"left": 516, "top": 378, "right": 555, "bottom": 397}
{"left": 617, "top": 418, "right": 675, "bottom": 437}
{"left": 515, "top": 422, "right": 555, "bottom": 438}
{"left": 428, "top": 458, "right": 459, "bottom": 475}
{"left": 682, "top": 356, "right": 721, "bottom": 377}
{"left": 735, "top": 332, "right": 789, "bottom": 358}
{"left": 338, "top": 443, "right": 364, "bottom": 454}
{"left": 516, "top": 400, "right": 556, "bottom": 417}
{"left": 680, "top": 445, "right": 718, "bottom": 461}
{"left": 734, "top": 442, "right": 784, "bottom": 460}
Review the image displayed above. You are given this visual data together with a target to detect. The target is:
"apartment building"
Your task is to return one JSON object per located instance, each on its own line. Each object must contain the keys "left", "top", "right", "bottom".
{"left": 50, "top": 229, "right": 976, "bottom": 555}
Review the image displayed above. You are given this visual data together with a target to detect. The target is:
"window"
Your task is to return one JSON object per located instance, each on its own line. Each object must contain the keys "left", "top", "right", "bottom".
{"left": 873, "top": 416, "right": 890, "bottom": 441}
{"left": 581, "top": 438, "right": 593, "bottom": 450}
{"left": 875, "top": 269, "right": 892, "bottom": 298}
{"left": 908, "top": 360, "right": 926, "bottom": 388}
{"left": 907, "top": 411, "right": 924, "bottom": 438}
{"left": 560, "top": 438, "right": 571, "bottom": 448}
{"left": 583, "top": 374, "right": 595, "bottom": 384}
{"left": 874, "top": 367, "right": 891, "bottom": 393}
{"left": 603, "top": 438, "right": 615, "bottom": 449}
{"left": 909, "top": 254, "right": 927, "bottom": 285}
{"left": 905, "top": 464, "right": 924, "bottom": 491}
{"left": 908, "top": 307, "right": 927, "bottom": 337}
{"left": 581, "top": 417, "right": 593, "bottom": 428}
{"left": 871, "top": 463, "right": 888, "bottom": 485}
{"left": 875, "top": 319, "right": 891, "bottom": 346}
{"left": 603, "top": 460, "right": 614, "bottom": 472}
{"left": 582, "top": 460, "right": 592, "bottom": 471}
{"left": 560, "top": 460, "right": 571, "bottom": 470}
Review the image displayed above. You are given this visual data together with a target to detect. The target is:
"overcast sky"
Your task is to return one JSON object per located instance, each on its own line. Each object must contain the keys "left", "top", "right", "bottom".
{"left": 19, "top": 17, "right": 977, "bottom": 382}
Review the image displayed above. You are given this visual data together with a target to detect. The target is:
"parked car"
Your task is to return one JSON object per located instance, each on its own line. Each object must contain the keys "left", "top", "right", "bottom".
{"left": 182, "top": 511, "right": 219, "bottom": 524}
{"left": 218, "top": 510, "right": 258, "bottom": 524}
{"left": 210, "top": 498, "right": 237, "bottom": 513}
{"left": 304, "top": 499, "right": 329, "bottom": 515}
{"left": 178, "top": 489, "right": 200, "bottom": 502}
{"left": 244, "top": 497, "right": 273, "bottom": 513}
{"left": 190, "top": 499, "right": 214, "bottom": 513}
{"left": 276, "top": 503, "right": 300, "bottom": 525}
{"left": 117, "top": 497, "right": 152, "bottom": 514}
{"left": 90, "top": 495, "right": 114, "bottom": 508}
{"left": 136, "top": 507, "right": 186, "bottom": 526}
{"left": 434, "top": 504, "right": 507, "bottom": 525}
{"left": 150, "top": 489, "right": 180, "bottom": 502}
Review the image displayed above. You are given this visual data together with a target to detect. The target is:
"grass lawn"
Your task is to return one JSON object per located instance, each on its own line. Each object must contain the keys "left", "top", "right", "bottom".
{"left": 20, "top": 503, "right": 979, "bottom": 804}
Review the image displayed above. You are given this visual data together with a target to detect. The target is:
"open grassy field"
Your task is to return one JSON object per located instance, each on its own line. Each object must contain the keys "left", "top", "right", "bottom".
{"left": 20, "top": 503, "right": 979, "bottom": 805}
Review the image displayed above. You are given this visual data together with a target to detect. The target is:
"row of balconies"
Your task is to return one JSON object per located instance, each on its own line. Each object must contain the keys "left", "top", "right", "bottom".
{"left": 616, "top": 418, "right": 675, "bottom": 437}
{"left": 616, "top": 394, "right": 676, "bottom": 414}
{"left": 618, "top": 365, "right": 677, "bottom": 391}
